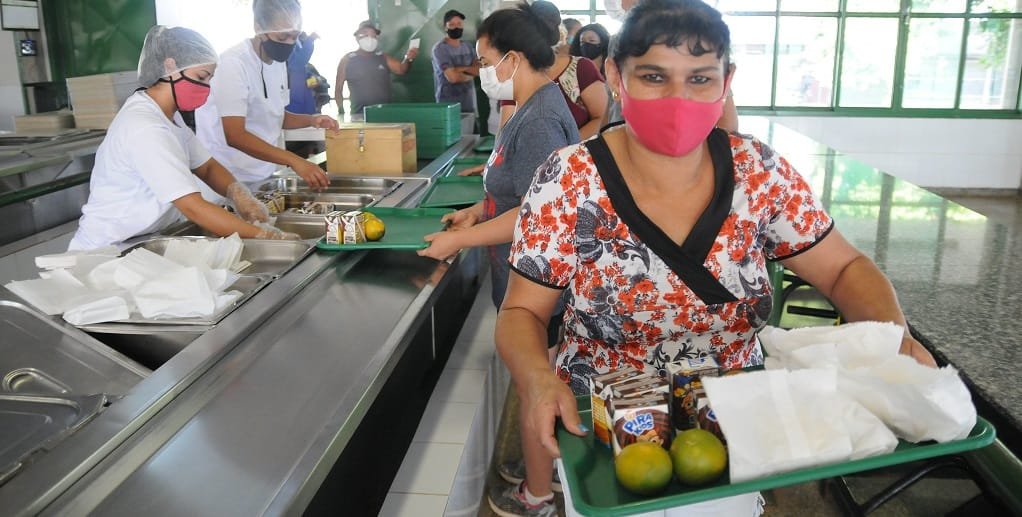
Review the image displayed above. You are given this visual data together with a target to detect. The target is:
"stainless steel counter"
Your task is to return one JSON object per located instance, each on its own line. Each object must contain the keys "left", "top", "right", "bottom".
{"left": 0, "top": 136, "right": 482, "bottom": 515}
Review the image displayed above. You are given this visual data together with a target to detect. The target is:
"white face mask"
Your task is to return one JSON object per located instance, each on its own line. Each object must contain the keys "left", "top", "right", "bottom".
{"left": 604, "top": 0, "right": 627, "bottom": 21}
{"left": 479, "top": 52, "right": 518, "bottom": 101}
{"left": 357, "top": 36, "right": 378, "bottom": 52}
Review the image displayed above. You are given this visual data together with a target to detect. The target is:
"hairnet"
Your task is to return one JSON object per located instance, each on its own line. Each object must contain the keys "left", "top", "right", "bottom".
{"left": 253, "top": 0, "right": 302, "bottom": 35}
{"left": 137, "top": 25, "right": 218, "bottom": 87}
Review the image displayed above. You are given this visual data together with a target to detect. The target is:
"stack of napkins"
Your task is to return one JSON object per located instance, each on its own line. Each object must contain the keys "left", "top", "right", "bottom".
{"left": 703, "top": 321, "right": 977, "bottom": 483}
{"left": 5, "top": 236, "right": 246, "bottom": 325}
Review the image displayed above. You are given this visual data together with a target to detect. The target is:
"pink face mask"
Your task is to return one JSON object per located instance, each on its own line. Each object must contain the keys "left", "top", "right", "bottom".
{"left": 620, "top": 78, "right": 729, "bottom": 157}
{"left": 166, "top": 73, "right": 211, "bottom": 111}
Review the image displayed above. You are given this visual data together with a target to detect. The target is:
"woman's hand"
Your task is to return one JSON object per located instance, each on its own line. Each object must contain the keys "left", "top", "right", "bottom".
{"left": 900, "top": 334, "right": 938, "bottom": 368}
{"left": 457, "top": 164, "right": 485, "bottom": 176}
{"left": 417, "top": 229, "right": 463, "bottom": 260}
{"left": 442, "top": 207, "right": 480, "bottom": 230}
{"left": 519, "top": 369, "right": 588, "bottom": 458}
{"left": 225, "top": 182, "right": 270, "bottom": 223}
{"left": 310, "top": 114, "right": 339, "bottom": 130}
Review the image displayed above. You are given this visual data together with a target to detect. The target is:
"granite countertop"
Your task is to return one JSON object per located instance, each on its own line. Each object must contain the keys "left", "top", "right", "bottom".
{"left": 744, "top": 117, "right": 1022, "bottom": 453}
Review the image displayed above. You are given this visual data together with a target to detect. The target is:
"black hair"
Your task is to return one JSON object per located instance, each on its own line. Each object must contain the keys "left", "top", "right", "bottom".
{"left": 569, "top": 23, "right": 610, "bottom": 60}
{"left": 563, "top": 18, "right": 582, "bottom": 31}
{"left": 611, "top": 0, "right": 730, "bottom": 69}
{"left": 443, "top": 9, "right": 465, "bottom": 24}
{"left": 477, "top": 2, "right": 559, "bottom": 70}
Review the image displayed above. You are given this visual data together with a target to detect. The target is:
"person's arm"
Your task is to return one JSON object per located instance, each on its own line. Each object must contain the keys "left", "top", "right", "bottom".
{"left": 499, "top": 104, "right": 515, "bottom": 128}
{"left": 283, "top": 111, "right": 339, "bottom": 130}
{"left": 385, "top": 47, "right": 418, "bottom": 75}
{"left": 781, "top": 228, "right": 936, "bottom": 367}
{"left": 220, "top": 116, "right": 329, "bottom": 188}
{"left": 334, "top": 55, "right": 350, "bottom": 104}
{"left": 417, "top": 204, "right": 517, "bottom": 260}
{"left": 172, "top": 193, "right": 266, "bottom": 238}
{"left": 577, "top": 82, "right": 609, "bottom": 140}
{"left": 191, "top": 157, "right": 238, "bottom": 197}
{"left": 496, "top": 272, "right": 585, "bottom": 458}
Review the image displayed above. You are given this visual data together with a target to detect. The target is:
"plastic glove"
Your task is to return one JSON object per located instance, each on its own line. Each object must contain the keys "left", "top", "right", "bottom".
{"left": 226, "top": 182, "right": 270, "bottom": 223}
{"left": 255, "top": 227, "right": 302, "bottom": 240}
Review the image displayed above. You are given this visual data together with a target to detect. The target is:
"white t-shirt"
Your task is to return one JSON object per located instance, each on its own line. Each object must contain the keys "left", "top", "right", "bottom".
{"left": 195, "top": 39, "right": 290, "bottom": 184}
{"left": 69, "top": 92, "right": 210, "bottom": 250}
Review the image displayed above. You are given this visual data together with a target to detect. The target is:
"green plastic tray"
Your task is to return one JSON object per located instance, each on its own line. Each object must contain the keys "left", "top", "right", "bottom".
{"left": 444, "top": 156, "right": 489, "bottom": 177}
{"left": 474, "top": 135, "right": 495, "bottom": 153}
{"left": 418, "top": 176, "right": 485, "bottom": 208}
{"left": 315, "top": 207, "right": 453, "bottom": 251}
{"left": 557, "top": 396, "right": 996, "bottom": 516}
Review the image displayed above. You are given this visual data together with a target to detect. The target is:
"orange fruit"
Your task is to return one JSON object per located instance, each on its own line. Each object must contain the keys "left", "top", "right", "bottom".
{"left": 364, "top": 218, "right": 386, "bottom": 241}
{"left": 669, "top": 429, "right": 727, "bottom": 486}
{"left": 614, "top": 442, "right": 673, "bottom": 496}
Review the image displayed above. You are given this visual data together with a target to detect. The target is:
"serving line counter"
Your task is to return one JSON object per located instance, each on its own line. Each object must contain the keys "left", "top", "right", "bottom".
{"left": 0, "top": 136, "right": 485, "bottom": 515}
{"left": 0, "top": 130, "right": 107, "bottom": 247}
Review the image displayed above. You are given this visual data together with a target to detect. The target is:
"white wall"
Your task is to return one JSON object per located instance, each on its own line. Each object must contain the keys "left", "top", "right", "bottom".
{"left": 769, "top": 116, "right": 1022, "bottom": 191}
{"left": 0, "top": 32, "right": 26, "bottom": 131}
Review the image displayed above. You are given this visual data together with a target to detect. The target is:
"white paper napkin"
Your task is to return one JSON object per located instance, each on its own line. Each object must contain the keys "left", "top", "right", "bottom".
{"left": 62, "top": 295, "right": 131, "bottom": 326}
{"left": 703, "top": 368, "right": 897, "bottom": 483}
{"left": 133, "top": 266, "right": 217, "bottom": 319}
{"left": 5, "top": 270, "right": 92, "bottom": 315}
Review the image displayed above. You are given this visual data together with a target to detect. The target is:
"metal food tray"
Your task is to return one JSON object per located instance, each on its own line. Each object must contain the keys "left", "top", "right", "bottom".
{"left": 125, "top": 236, "right": 314, "bottom": 278}
{"left": 78, "top": 275, "right": 268, "bottom": 330}
{"left": 0, "top": 393, "right": 108, "bottom": 485}
{"left": 557, "top": 396, "right": 996, "bottom": 516}
{"left": 0, "top": 299, "right": 147, "bottom": 396}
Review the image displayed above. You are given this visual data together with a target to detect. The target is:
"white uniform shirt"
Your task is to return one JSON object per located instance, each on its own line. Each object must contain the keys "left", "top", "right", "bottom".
{"left": 69, "top": 92, "right": 210, "bottom": 250}
{"left": 195, "top": 39, "right": 290, "bottom": 185}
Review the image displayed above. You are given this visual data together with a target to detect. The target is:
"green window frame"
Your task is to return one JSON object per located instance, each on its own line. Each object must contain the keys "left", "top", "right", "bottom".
{"left": 725, "top": 0, "right": 1022, "bottom": 118}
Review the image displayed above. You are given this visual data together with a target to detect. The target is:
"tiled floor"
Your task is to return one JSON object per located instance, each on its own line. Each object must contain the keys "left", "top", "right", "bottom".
{"left": 381, "top": 278, "right": 500, "bottom": 516}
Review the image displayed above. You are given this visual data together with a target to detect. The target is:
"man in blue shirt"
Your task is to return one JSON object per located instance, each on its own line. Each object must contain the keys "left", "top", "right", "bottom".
{"left": 431, "top": 10, "right": 480, "bottom": 114}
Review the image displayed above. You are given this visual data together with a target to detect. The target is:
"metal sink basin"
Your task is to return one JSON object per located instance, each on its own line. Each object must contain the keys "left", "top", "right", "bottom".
{"left": 262, "top": 176, "right": 402, "bottom": 197}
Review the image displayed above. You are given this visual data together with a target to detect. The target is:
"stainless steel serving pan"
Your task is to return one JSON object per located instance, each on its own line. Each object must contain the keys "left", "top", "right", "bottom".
{"left": 263, "top": 175, "right": 403, "bottom": 197}
{"left": 0, "top": 298, "right": 147, "bottom": 396}
{"left": 123, "top": 236, "right": 314, "bottom": 278}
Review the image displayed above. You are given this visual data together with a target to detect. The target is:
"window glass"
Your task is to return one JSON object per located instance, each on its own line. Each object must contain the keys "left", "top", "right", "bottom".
{"left": 839, "top": 18, "right": 898, "bottom": 107}
{"left": 775, "top": 16, "right": 837, "bottom": 106}
{"left": 558, "top": 0, "right": 593, "bottom": 10}
{"left": 910, "top": 0, "right": 968, "bottom": 12}
{"left": 960, "top": 18, "right": 1022, "bottom": 108}
{"left": 846, "top": 0, "right": 901, "bottom": 12}
{"left": 970, "top": 0, "right": 1022, "bottom": 13}
{"left": 779, "top": 0, "right": 838, "bottom": 11}
{"left": 717, "top": 0, "right": 778, "bottom": 11}
{"left": 725, "top": 15, "right": 776, "bottom": 105}
{"left": 594, "top": 14, "right": 623, "bottom": 35}
{"left": 903, "top": 19, "right": 964, "bottom": 108}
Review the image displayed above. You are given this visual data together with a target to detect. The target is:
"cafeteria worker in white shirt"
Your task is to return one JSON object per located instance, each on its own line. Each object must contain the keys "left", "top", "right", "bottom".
{"left": 195, "top": 0, "right": 338, "bottom": 190}
{"left": 69, "top": 25, "right": 299, "bottom": 251}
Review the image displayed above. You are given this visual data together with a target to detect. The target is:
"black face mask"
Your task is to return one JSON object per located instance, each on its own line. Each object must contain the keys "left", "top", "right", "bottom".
{"left": 262, "top": 38, "right": 295, "bottom": 62}
{"left": 580, "top": 42, "right": 603, "bottom": 60}
{"left": 446, "top": 28, "right": 463, "bottom": 39}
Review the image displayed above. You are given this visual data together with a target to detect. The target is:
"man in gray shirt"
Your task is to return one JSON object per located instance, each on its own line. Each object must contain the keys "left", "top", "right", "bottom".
{"left": 431, "top": 9, "right": 480, "bottom": 113}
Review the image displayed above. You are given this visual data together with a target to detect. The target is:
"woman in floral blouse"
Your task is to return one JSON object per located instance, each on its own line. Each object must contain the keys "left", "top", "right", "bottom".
{"left": 495, "top": 0, "right": 936, "bottom": 513}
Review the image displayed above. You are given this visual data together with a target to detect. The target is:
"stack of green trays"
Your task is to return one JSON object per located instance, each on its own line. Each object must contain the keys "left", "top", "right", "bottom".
{"left": 363, "top": 102, "right": 461, "bottom": 159}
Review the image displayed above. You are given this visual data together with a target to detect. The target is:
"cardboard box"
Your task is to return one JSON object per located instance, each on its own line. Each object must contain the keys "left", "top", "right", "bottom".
{"left": 610, "top": 392, "right": 672, "bottom": 455}
{"left": 590, "top": 366, "right": 647, "bottom": 448}
{"left": 325, "top": 123, "right": 416, "bottom": 175}
{"left": 667, "top": 356, "right": 719, "bottom": 431}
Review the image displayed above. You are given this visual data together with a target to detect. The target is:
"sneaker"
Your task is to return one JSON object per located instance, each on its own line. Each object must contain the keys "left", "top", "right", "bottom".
{"left": 487, "top": 480, "right": 557, "bottom": 517}
{"left": 497, "top": 459, "right": 562, "bottom": 492}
